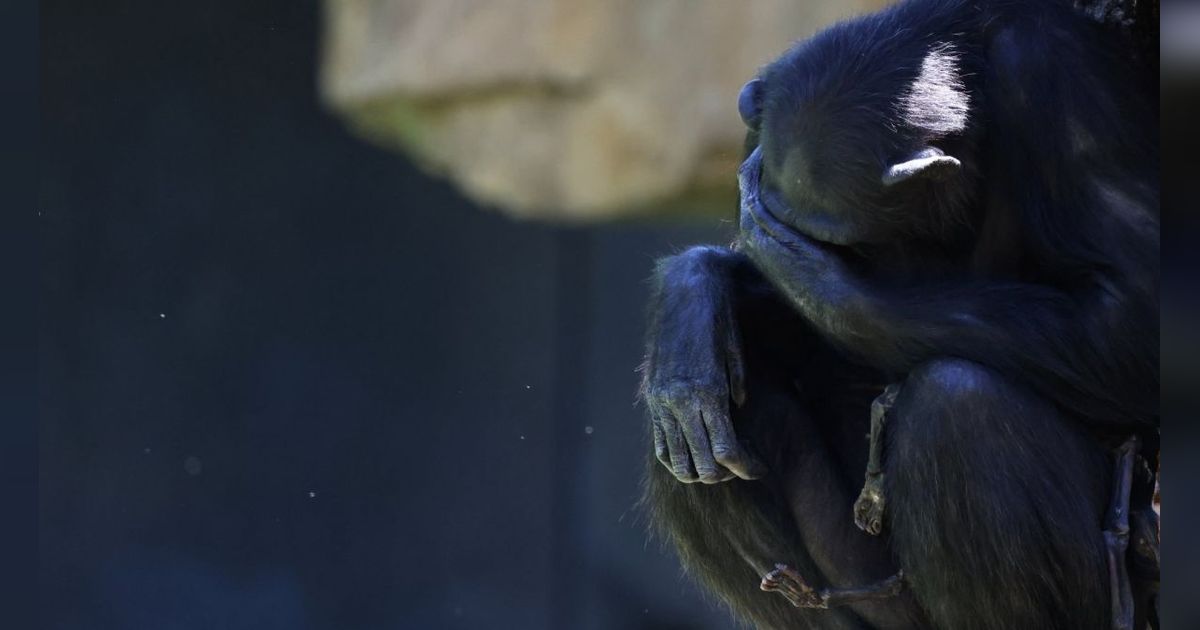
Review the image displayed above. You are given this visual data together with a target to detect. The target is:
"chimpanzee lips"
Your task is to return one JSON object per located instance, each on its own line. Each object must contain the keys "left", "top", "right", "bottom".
{"left": 738, "top": 146, "right": 867, "bottom": 249}
{"left": 738, "top": 146, "right": 801, "bottom": 242}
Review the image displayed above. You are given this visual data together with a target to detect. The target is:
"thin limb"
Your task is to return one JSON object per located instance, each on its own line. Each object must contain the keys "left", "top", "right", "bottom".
{"left": 760, "top": 564, "right": 904, "bottom": 609}
{"left": 1105, "top": 435, "right": 1138, "bottom": 630}
{"left": 853, "top": 383, "right": 900, "bottom": 535}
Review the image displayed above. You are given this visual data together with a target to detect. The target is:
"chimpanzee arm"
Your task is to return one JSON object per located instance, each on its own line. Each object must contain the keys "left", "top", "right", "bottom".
{"left": 642, "top": 244, "right": 837, "bottom": 483}
{"left": 641, "top": 246, "right": 768, "bottom": 484}
{"left": 738, "top": 186, "right": 1158, "bottom": 428}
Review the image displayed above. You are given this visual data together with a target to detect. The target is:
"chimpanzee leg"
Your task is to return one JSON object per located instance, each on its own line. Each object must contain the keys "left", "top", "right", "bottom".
{"left": 885, "top": 359, "right": 1111, "bottom": 630}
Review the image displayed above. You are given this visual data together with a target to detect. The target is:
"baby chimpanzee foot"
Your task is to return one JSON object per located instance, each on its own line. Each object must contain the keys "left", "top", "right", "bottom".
{"left": 854, "top": 474, "right": 886, "bottom": 536}
{"left": 761, "top": 564, "right": 906, "bottom": 609}
{"left": 761, "top": 564, "right": 828, "bottom": 608}
{"left": 854, "top": 384, "right": 901, "bottom": 535}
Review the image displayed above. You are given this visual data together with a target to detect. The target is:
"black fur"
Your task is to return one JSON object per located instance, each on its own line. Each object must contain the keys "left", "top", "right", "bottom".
{"left": 640, "top": 0, "right": 1157, "bottom": 628}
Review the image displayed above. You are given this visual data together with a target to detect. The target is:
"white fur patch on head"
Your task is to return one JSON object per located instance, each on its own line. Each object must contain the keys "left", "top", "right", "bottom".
{"left": 898, "top": 45, "right": 970, "bottom": 135}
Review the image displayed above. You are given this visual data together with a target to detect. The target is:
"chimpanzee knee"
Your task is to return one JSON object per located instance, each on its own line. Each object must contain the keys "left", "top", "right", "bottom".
{"left": 885, "top": 359, "right": 1016, "bottom": 462}
{"left": 656, "top": 245, "right": 740, "bottom": 284}
{"left": 884, "top": 358, "right": 1112, "bottom": 630}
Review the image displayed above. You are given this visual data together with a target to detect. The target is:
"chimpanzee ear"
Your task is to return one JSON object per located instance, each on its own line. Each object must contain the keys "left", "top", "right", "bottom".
{"left": 737, "top": 79, "right": 764, "bottom": 131}
{"left": 881, "top": 147, "right": 961, "bottom": 186}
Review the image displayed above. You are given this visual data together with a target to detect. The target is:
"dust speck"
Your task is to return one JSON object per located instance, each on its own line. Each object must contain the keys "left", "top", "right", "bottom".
{"left": 183, "top": 456, "right": 202, "bottom": 475}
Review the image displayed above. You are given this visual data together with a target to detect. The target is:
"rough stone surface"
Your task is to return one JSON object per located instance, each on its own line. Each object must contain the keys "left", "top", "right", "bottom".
{"left": 320, "top": 0, "right": 886, "bottom": 220}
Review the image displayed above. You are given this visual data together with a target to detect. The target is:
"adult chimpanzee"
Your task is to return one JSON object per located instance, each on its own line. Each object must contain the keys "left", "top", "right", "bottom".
{"left": 639, "top": 1, "right": 1159, "bottom": 629}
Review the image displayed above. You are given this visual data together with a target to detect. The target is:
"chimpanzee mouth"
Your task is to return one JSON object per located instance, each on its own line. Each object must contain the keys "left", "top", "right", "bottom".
{"left": 738, "top": 147, "right": 860, "bottom": 249}
{"left": 737, "top": 146, "right": 791, "bottom": 241}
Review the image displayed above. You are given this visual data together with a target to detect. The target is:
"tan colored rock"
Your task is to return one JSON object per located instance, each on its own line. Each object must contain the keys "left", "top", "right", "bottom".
{"left": 320, "top": 0, "right": 888, "bottom": 220}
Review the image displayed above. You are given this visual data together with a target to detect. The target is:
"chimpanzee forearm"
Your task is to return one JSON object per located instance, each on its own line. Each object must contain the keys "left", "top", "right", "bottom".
{"left": 642, "top": 246, "right": 767, "bottom": 483}
{"left": 738, "top": 197, "right": 1158, "bottom": 428}
{"left": 646, "top": 245, "right": 842, "bottom": 392}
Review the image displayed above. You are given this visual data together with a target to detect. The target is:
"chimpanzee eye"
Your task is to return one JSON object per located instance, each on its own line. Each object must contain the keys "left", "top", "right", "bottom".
{"left": 738, "top": 79, "right": 764, "bottom": 131}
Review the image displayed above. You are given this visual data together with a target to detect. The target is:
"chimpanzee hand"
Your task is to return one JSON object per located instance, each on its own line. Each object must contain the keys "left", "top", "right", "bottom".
{"left": 642, "top": 247, "right": 769, "bottom": 484}
{"left": 735, "top": 147, "right": 867, "bottom": 340}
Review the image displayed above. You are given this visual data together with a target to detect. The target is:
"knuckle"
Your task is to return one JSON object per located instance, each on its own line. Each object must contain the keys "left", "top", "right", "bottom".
{"left": 697, "top": 386, "right": 729, "bottom": 406}
{"left": 643, "top": 384, "right": 674, "bottom": 406}
{"left": 670, "top": 462, "right": 695, "bottom": 480}
{"left": 645, "top": 393, "right": 673, "bottom": 413}
{"left": 697, "top": 470, "right": 724, "bottom": 484}
{"left": 692, "top": 459, "right": 716, "bottom": 474}
{"left": 657, "top": 381, "right": 694, "bottom": 402}
{"left": 711, "top": 444, "right": 740, "bottom": 465}
{"left": 652, "top": 378, "right": 726, "bottom": 406}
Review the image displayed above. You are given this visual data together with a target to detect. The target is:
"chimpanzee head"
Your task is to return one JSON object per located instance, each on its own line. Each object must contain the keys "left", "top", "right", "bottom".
{"left": 738, "top": 32, "right": 980, "bottom": 248}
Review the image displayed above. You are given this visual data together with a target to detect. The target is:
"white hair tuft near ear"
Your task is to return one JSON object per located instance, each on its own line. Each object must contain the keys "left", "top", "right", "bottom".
{"left": 899, "top": 44, "right": 970, "bottom": 135}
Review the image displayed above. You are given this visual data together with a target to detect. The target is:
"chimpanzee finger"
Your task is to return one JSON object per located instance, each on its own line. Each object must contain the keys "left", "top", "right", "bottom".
{"left": 661, "top": 411, "right": 699, "bottom": 483}
{"left": 647, "top": 400, "right": 678, "bottom": 472}
{"left": 677, "top": 401, "right": 726, "bottom": 484}
{"left": 704, "top": 401, "right": 768, "bottom": 480}
{"left": 653, "top": 423, "right": 670, "bottom": 469}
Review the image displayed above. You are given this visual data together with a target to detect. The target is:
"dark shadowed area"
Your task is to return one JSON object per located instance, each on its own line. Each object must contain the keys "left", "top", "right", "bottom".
{"left": 40, "top": 1, "right": 733, "bottom": 628}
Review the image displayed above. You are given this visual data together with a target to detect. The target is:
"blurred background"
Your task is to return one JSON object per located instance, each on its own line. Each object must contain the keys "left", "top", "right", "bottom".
{"left": 37, "top": 1, "right": 936, "bottom": 628}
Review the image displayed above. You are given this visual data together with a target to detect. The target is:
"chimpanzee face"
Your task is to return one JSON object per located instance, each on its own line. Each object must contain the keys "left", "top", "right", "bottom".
{"left": 736, "top": 43, "right": 971, "bottom": 247}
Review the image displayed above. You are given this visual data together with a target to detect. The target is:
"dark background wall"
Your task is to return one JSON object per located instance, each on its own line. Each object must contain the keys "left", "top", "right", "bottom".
{"left": 40, "top": 2, "right": 735, "bottom": 628}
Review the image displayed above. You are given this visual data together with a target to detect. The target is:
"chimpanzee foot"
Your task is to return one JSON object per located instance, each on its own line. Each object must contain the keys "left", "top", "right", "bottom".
{"left": 854, "top": 384, "right": 900, "bottom": 535}
{"left": 761, "top": 564, "right": 906, "bottom": 609}
{"left": 853, "top": 473, "right": 886, "bottom": 535}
